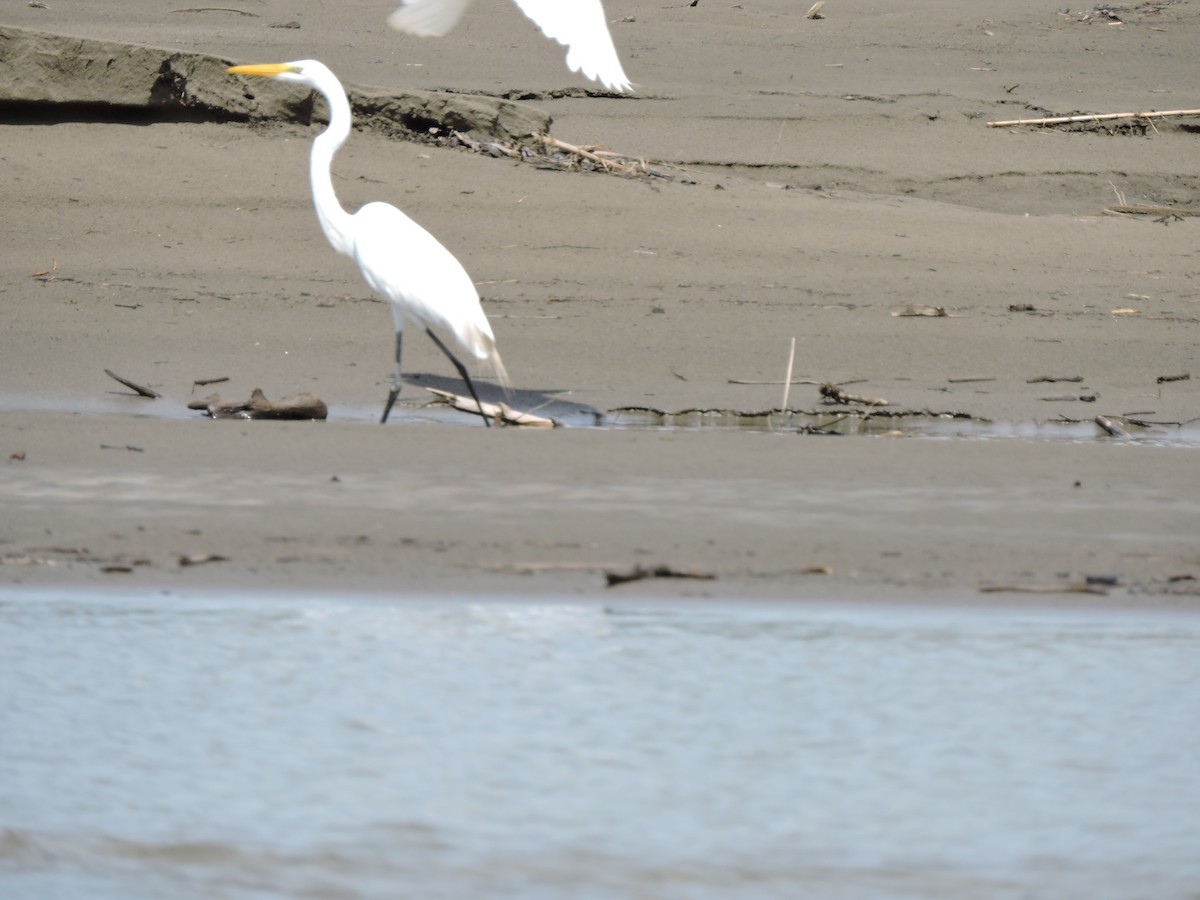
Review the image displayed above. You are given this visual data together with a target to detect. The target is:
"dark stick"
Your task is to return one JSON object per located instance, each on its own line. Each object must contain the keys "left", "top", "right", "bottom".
{"left": 104, "top": 368, "right": 161, "bottom": 399}
{"left": 605, "top": 564, "right": 717, "bottom": 587}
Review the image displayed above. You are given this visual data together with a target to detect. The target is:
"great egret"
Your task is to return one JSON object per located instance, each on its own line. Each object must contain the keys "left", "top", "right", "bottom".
{"left": 388, "top": 0, "right": 633, "bottom": 93}
{"left": 226, "top": 60, "right": 508, "bottom": 426}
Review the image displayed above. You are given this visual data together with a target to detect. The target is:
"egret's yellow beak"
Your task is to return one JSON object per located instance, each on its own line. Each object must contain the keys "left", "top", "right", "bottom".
{"left": 227, "top": 63, "right": 297, "bottom": 78}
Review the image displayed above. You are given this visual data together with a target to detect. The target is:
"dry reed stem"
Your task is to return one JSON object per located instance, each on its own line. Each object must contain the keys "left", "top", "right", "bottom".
{"left": 1104, "top": 205, "right": 1200, "bottom": 217}
{"left": 987, "top": 108, "right": 1200, "bottom": 127}
{"left": 781, "top": 336, "right": 797, "bottom": 413}
{"left": 534, "top": 133, "right": 651, "bottom": 176}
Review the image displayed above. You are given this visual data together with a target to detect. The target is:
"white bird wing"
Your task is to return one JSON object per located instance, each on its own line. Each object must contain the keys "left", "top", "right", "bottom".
{"left": 386, "top": 0, "right": 474, "bottom": 37}
{"left": 351, "top": 202, "right": 501, "bottom": 369}
{"left": 512, "top": 0, "right": 631, "bottom": 91}
{"left": 388, "top": 0, "right": 632, "bottom": 92}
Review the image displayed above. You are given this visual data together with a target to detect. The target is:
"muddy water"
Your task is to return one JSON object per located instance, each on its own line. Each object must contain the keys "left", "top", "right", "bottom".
{"left": 2, "top": 590, "right": 1198, "bottom": 899}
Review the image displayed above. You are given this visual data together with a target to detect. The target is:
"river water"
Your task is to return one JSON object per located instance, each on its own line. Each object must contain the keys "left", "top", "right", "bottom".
{"left": 1, "top": 589, "right": 1197, "bottom": 899}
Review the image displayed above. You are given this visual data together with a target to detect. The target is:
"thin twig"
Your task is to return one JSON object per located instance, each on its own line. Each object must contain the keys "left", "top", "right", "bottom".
{"left": 104, "top": 368, "right": 161, "bottom": 399}
{"left": 170, "top": 7, "right": 259, "bottom": 15}
{"left": 819, "top": 382, "right": 888, "bottom": 406}
{"left": 1105, "top": 205, "right": 1200, "bottom": 217}
{"left": 978, "top": 582, "right": 1109, "bottom": 595}
{"left": 729, "top": 378, "right": 820, "bottom": 386}
{"left": 987, "top": 108, "right": 1200, "bottom": 127}
{"left": 536, "top": 133, "right": 618, "bottom": 171}
{"left": 31, "top": 259, "right": 58, "bottom": 280}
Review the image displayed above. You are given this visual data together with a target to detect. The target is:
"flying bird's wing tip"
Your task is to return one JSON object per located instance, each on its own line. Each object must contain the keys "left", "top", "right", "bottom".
{"left": 386, "top": 13, "right": 447, "bottom": 37}
{"left": 582, "top": 68, "right": 635, "bottom": 93}
{"left": 386, "top": 0, "right": 471, "bottom": 36}
{"left": 390, "top": 0, "right": 635, "bottom": 92}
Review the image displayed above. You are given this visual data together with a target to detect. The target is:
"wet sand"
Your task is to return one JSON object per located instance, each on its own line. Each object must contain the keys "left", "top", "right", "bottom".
{"left": 2, "top": 0, "right": 1198, "bottom": 604}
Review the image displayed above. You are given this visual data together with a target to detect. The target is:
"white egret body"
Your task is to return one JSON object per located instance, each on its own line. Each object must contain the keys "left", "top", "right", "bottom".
{"left": 227, "top": 60, "right": 507, "bottom": 425}
{"left": 388, "top": 0, "right": 632, "bottom": 92}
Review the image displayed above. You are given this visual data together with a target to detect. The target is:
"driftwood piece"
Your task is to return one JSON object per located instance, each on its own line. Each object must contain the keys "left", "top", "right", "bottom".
{"left": 447, "top": 129, "right": 674, "bottom": 180}
{"left": 1095, "top": 415, "right": 1132, "bottom": 439}
{"left": 729, "top": 378, "right": 820, "bottom": 386}
{"left": 819, "top": 382, "right": 888, "bottom": 406}
{"left": 170, "top": 7, "right": 259, "bottom": 14}
{"left": 805, "top": 2, "right": 826, "bottom": 19}
{"left": 104, "top": 368, "right": 161, "bottom": 399}
{"left": 1027, "top": 375, "right": 1083, "bottom": 383}
{"left": 604, "top": 563, "right": 717, "bottom": 587}
{"left": 244, "top": 388, "right": 327, "bottom": 419}
{"left": 426, "top": 388, "right": 556, "bottom": 427}
{"left": 1105, "top": 205, "right": 1200, "bottom": 218}
{"left": 893, "top": 305, "right": 949, "bottom": 318}
{"left": 978, "top": 582, "right": 1110, "bottom": 596}
{"left": 1156, "top": 372, "right": 1190, "bottom": 384}
{"left": 482, "top": 561, "right": 623, "bottom": 575}
{"left": 532, "top": 133, "right": 654, "bottom": 177}
{"left": 188, "top": 388, "right": 328, "bottom": 420}
{"left": 188, "top": 393, "right": 246, "bottom": 418}
{"left": 178, "top": 553, "right": 228, "bottom": 566}
{"left": 987, "top": 108, "right": 1200, "bottom": 128}
{"left": 1040, "top": 393, "right": 1097, "bottom": 402}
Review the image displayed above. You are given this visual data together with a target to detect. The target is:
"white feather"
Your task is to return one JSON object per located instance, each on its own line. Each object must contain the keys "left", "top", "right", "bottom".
{"left": 386, "top": 0, "right": 473, "bottom": 36}
{"left": 389, "top": 0, "right": 632, "bottom": 92}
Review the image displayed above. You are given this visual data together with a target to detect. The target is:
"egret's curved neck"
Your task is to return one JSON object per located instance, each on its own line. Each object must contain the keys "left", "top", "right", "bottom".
{"left": 309, "top": 83, "right": 356, "bottom": 256}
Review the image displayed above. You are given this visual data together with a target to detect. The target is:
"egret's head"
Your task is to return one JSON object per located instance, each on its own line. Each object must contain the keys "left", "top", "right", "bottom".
{"left": 227, "top": 60, "right": 326, "bottom": 86}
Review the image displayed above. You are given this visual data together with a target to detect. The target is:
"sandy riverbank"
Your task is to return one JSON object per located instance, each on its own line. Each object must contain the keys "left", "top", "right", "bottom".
{"left": 2, "top": 0, "right": 1198, "bottom": 604}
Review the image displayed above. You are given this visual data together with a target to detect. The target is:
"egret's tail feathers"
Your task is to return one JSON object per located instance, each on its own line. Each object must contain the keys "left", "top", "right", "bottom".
{"left": 465, "top": 322, "right": 510, "bottom": 393}
{"left": 490, "top": 348, "right": 511, "bottom": 395}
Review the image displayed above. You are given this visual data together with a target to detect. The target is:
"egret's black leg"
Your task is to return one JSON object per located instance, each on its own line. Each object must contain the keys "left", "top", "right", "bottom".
{"left": 380, "top": 329, "right": 403, "bottom": 424}
{"left": 424, "top": 327, "right": 492, "bottom": 427}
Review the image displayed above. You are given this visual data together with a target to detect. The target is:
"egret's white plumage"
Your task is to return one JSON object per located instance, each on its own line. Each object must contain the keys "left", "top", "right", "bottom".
{"left": 388, "top": 0, "right": 632, "bottom": 93}
{"left": 227, "top": 59, "right": 507, "bottom": 425}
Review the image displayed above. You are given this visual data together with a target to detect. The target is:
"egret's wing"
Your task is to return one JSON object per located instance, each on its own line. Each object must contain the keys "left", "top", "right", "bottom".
{"left": 351, "top": 202, "right": 500, "bottom": 367}
{"left": 511, "top": 0, "right": 631, "bottom": 91}
{"left": 387, "top": 0, "right": 474, "bottom": 37}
